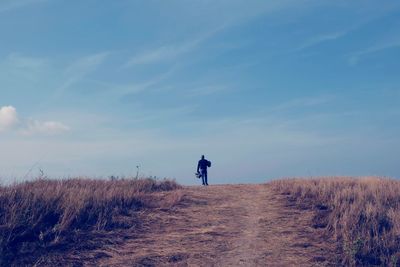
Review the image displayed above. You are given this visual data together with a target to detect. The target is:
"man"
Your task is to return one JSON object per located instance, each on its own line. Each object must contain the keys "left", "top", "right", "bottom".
{"left": 197, "top": 155, "right": 211, "bottom": 186}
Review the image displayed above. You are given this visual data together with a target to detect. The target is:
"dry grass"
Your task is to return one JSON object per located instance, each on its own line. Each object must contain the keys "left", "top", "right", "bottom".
{"left": 271, "top": 177, "right": 400, "bottom": 266}
{"left": 0, "top": 177, "right": 181, "bottom": 266}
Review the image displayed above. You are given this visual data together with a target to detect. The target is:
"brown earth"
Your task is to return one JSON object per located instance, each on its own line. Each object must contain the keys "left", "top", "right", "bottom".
{"left": 65, "top": 184, "right": 336, "bottom": 266}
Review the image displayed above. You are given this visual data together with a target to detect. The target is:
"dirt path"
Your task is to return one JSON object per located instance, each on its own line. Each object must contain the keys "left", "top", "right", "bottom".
{"left": 93, "top": 184, "right": 334, "bottom": 266}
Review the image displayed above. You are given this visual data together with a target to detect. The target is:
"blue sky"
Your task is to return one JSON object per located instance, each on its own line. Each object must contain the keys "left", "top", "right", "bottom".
{"left": 1, "top": 0, "right": 399, "bottom": 184}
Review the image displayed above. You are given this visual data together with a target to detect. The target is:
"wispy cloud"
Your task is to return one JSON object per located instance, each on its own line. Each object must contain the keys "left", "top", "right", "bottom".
{"left": 186, "top": 84, "right": 229, "bottom": 97}
{"left": 124, "top": 44, "right": 191, "bottom": 66}
{"left": 119, "top": 67, "right": 177, "bottom": 95}
{"left": 293, "top": 5, "right": 400, "bottom": 54}
{"left": 85, "top": 66, "right": 177, "bottom": 103}
{"left": 21, "top": 120, "right": 69, "bottom": 135}
{"left": 349, "top": 39, "right": 400, "bottom": 65}
{"left": 294, "top": 31, "right": 347, "bottom": 51}
{"left": 6, "top": 53, "right": 48, "bottom": 69}
{"left": 123, "top": 1, "right": 314, "bottom": 68}
{"left": 0, "top": 53, "right": 50, "bottom": 82}
{"left": 0, "top": 0, "right": 47, "bottom": 13}
{"left": 125, "top": 104, "right": 199, "bottom": 124}
{"left": 271, "top": 95, "right": 334, "bottom": 112}
{"left": 50, "top": 52, "right": 110, "bottom": 100}
{"left": 123, "top": 27, "right": 224, "bottom": 68}
{"left": 63, "top": 52, "right": 109, "bottom": 88}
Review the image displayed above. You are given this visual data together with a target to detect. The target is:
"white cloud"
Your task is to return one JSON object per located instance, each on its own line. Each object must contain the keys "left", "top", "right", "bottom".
{"left": 0, "top": 106, "right": 19, "bottom": 131}
{"left": 0, "top": 105, "right": 69, "bottom": 135}
{"left": 22, "top": 120, "right": 70, "bottom": 135}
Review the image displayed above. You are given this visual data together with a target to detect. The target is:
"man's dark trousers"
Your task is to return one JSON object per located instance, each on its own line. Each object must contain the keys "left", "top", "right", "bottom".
{"left": 200, "top": 169, "right": 208, "bottom": 185}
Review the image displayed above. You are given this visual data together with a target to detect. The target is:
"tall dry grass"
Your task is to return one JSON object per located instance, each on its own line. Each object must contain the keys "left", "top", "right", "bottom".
{"left": 0, "top": 177, "right": 181, "bottom": 266}
{"left": 271, "top": 177, "right": 400, "bottom": 266}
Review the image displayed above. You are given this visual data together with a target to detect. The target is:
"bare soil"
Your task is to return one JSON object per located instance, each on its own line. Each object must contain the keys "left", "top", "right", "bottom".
{"left": 63, "top": 184, "right": 336, "bottom": 266}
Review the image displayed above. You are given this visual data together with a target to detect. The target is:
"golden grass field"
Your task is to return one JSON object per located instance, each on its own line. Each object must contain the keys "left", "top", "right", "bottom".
{"left": 0, "top": 178, "right": 181, "bottom": 266}
{"left": 1, "top": 177, "right": 399, "bottom": 266}
{"left": 272, "top": 177, "right": 400, "bottom": 266}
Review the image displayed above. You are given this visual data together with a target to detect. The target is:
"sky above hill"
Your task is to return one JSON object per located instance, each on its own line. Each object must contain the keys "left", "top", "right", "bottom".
{"left": 1, "top": 0, "right": 399, "bottom": 184}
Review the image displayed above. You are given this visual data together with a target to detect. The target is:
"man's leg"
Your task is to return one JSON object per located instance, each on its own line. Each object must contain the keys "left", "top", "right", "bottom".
{"left": 205, "top": 171, "right": 208, "bottom": 185}
{"left": 201, "top": 170, "right": 206, "bottom": 185}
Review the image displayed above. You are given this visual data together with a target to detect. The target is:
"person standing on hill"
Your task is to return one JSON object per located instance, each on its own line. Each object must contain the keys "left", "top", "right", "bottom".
{"left": 197, "top": 155, "right": 211, "bottom": 186}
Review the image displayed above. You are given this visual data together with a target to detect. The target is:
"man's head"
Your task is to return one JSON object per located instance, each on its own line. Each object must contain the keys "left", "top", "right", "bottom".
{"left": 201, "top": 155, "right": 205, "bottom": 159}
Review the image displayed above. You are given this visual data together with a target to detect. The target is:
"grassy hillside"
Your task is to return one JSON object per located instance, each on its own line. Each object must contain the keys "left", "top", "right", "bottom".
{"left": 272, "top": 177, "right": 400, "bottom": 266}
{"left": 0, "top": 178, "right": 181, "bottom": 266}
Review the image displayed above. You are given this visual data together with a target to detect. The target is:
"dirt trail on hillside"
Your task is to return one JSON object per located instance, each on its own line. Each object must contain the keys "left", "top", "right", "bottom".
{"left": 91, "top": 184, "right": 334, "bottom": 266}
